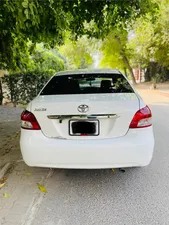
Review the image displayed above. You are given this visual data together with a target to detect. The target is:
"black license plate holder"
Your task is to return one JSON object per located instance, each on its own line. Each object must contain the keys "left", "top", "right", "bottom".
{"left": 69, "top": 120, "right": 99, "bottom": 136}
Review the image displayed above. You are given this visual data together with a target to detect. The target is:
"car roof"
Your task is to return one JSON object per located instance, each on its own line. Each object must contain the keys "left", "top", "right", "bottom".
{"left": 55, "top": 69, "right": 121, "bottom": 76}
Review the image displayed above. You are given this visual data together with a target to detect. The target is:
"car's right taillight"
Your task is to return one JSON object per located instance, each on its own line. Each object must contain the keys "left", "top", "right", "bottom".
{"left": 129, "top": 106, "right": 152, "bottom": 129}
{"left": 21, "top": 110, "right": 41, "bottom": 130}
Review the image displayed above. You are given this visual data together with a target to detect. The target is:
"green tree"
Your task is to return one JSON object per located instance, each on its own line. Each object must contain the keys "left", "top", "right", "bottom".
{"left": 31, "top": 46, "right": 65, "bottom": 73}
{"left": 100, "top": 30, "right": 136, "bottom": 84}
{"left": 0, "top": 0, "right": 156, "bottom": 70}
{"left": 60, "top": 36, "right": 93, "bottom": 69}
{"left": 128, "top": 0, "right": 169, "bottom": 81}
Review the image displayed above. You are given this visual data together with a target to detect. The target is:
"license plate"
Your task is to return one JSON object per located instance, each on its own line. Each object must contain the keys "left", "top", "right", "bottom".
{"left": 69, "top": 119, "right": 99, "bottom": 136}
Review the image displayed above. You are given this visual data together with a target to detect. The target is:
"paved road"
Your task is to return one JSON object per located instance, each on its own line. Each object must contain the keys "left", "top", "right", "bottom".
{"left": 31, "top": 91, "right": 169, "bottom": 225}
{"left": 1, "top": 90, "right": 169, "bottom": 225}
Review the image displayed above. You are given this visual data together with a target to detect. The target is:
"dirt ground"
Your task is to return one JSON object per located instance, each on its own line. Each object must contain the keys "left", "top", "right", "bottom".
{"left": 0, "top": 106, "right": 22, "bottom": 167}
{"left": 0, "top": 106, "right": 51, "bottom": 225}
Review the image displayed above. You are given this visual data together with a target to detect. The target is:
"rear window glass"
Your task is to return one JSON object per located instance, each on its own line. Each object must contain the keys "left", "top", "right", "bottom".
{"left": 40, "top": 73, "right": 134, "bottom": 95}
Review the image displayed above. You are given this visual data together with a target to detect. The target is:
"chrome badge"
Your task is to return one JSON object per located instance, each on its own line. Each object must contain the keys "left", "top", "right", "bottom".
{"left": 34, "top": 108, "right": 46, "bottom": 112}
{"left": 77, "top": 104, "right": 89, "bottom": 113}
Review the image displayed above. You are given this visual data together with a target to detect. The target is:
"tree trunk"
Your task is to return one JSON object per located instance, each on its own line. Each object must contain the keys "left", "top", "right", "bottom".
{"left": 0, "top": 78, "right": 3, "bottom": 105}
{"left": 145, "top": 66, "right": 151, "bottom": 82}
{"left": 122, "top": 55, "right": 136, "bottom": 84}
{"left": 150, "top": 62, "right": 158, "bottom": 89}
{"left": 115, "top": 36, "right": 136, "bottom": 84}
{"left": 150, "top": 62, "right": 158, "bottom": 78}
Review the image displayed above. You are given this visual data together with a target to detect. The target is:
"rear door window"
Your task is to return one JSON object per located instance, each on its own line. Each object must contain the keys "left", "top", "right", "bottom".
{"left": 40, "top": 73, "right": 134, "bottom": 95}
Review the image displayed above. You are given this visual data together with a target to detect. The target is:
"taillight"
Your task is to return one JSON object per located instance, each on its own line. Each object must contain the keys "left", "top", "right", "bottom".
{"left": 21, "top": 110, "right": 41, "bottom": 130}
{"left": 129, "top": 106, "right": 152, "bottom": 129}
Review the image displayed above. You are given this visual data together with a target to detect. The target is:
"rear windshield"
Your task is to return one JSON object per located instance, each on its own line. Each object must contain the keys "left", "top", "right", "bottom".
{"left": 40, "top": 73, "right": 134, "bottom": 95}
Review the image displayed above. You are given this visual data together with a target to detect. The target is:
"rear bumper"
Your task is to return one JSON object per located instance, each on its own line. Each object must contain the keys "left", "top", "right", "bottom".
{"left": 20, "top": 127, "right": 154, "bottom": 169}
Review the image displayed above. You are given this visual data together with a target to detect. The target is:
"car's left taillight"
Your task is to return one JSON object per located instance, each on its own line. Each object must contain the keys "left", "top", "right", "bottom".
{"left": 21, "top": 110, "right": 41, "bottom": 130}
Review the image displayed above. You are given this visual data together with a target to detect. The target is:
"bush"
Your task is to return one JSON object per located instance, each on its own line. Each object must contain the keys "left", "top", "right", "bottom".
{"left": 145, "top": 62, "right": 169, "bottom": 82}
{"left": 2, "top": 70, "right": 53, "bottom": 105}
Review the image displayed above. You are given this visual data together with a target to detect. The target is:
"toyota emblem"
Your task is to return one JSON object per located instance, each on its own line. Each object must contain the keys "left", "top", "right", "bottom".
{"left": 77, "top": 104, "right": 89, "bottom": 113}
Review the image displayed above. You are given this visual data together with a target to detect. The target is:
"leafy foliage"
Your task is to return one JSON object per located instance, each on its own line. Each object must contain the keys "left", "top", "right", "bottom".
{"left": 100, "top": 0, "right": 169, "bottom": 83}
{"left": 60, "top": 36, "right": 93, "bottom": 69}
{"left": 128, "top": 0, "right": 169, "bottom": 81}
{"left": 100, "top": 31, "right": 128, "bottom": 69}
{"left": 100, "top": 29, "right": 136, "bottom": 83}
{"left": 31, "top": 46, "right": 65, "bottom": 73}
{"left": 0, "top": 0, "right": 155, "bottom": 70}
{"left": 145, "top": 62, "right": 169, "bottom": 82}
{"left": 2, "top": 71, "right": 52, "bottom": 105}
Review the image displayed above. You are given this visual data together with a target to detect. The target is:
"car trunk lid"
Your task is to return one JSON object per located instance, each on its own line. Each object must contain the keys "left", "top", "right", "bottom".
{"left": 31, "top": 93, "right": 139, "bottom": 139}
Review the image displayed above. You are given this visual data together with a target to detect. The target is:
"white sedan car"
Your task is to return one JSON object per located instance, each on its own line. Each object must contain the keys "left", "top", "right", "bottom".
{"left": 20, "top": 69, "right": 154, "bottom": 169}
